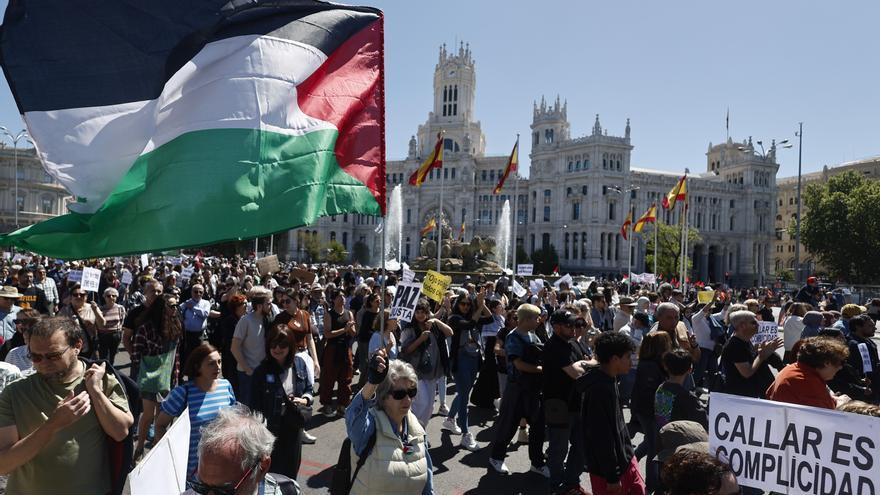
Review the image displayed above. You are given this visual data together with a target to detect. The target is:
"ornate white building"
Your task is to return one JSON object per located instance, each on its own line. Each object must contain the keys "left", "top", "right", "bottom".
{"left": 0, "top": 146, "right": 70, "bottom": 233}
{"left": 286, "top": 43, "right": 779, "bottom": 286}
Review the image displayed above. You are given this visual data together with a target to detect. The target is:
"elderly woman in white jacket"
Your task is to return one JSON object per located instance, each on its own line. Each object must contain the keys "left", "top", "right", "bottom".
{"left": 345, "top": 349, "right": 434, "bottom": 495}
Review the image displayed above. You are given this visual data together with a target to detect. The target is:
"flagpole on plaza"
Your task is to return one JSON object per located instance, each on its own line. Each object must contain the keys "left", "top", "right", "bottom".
{"left": 511, "top": 134, "right": 520, "bottom": 274}
{"left": 653, "top": 217, "right": 658, "bottom": 284}
{"left": 680, "top": 173, "right": 689, "bottom": 293}
{"left": 380, "top": 218, "right": 386, "bottom": 335}
{"left": 436, "top": 133, "right": 445, "bottom": 273}
{"left": 627, "top": 207, "right": 633, "bottom": 296}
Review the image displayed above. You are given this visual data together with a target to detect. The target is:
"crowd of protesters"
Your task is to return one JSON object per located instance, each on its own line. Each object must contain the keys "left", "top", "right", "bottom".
{"left": 0, "top": 252, "right": 875, "bottom": 494}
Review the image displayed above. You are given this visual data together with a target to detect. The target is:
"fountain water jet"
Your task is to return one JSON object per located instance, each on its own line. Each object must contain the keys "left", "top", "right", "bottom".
{"left": 496, "top": 200, "right": 511, "bottom": 271}
{"left": 381, "top": 184, "right": 403, "bottom": 271}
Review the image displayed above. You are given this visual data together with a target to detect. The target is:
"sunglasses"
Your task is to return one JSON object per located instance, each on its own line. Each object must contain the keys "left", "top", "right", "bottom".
{"left": 188, "top": 462, "right": 258, "bottom": 495}
{"left": 28, "top": 345, "right": 71, "bottom": 363}
{"left": 72, "top": 293, "right": 86, "bottom": 298}
{"left": 270, "top": 341, "right": 290, "bottom": 349}
{"left": 389, "top": 387, "right": 418, "bottom": 400}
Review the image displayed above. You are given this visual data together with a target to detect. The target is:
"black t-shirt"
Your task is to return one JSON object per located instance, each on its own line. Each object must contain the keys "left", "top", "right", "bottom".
{"left": 123, "top": 304, "right": 148, "bottom": 330}
{"left": 721, "top": 335, "right": 773, "bottom": 398}
{"left": 543, "top": 333, "right": 585, "bottom": 410}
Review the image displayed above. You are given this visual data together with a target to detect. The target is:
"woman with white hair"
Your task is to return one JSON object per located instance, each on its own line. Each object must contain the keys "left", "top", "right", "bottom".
{"left": 97, "top": 286, "right": 126, "bottom": 364}
{"left": 345, "top": 350, "right": 434, "bottom": 494}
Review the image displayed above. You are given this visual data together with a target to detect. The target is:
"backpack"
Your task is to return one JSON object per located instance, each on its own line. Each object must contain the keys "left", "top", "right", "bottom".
{"left": 269, "top": 473, "right": 302, "bottom": 495}
{"left": 329, "top": 428, "right": 377, "bottom": 495}
{"left": 82, "top": 357, "right": 142, "bottom": 495}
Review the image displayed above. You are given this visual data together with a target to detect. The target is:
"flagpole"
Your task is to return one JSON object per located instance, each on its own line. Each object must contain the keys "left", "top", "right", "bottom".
{"left": 681, "top": 174, "right": 689, "bottom": 294}
{"left": 511, "top": 134, "right": 519, "bottom": 274}
{"left": 380, "top": 218, "right": 386, "bottom": 336}
{"left": 653, "top": 215, "right": 658, "bottom": 285}
{"left": 627, "top": 205, "right": 633, "bottom": 296}
{"left": 436, "top": 137, "right": 444, "bottom": 273}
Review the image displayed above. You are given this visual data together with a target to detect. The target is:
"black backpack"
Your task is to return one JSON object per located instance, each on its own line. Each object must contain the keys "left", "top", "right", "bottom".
{"left": 329, "top": 429, "right": 377, "bottom": 495}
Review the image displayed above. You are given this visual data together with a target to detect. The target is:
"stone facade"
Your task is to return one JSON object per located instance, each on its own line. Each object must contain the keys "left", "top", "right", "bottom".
{"left": 284, "top": 43, "right": 780, "bottom": 286}
{"left": 0, "top": 147, "right": 70, "bottom": 233}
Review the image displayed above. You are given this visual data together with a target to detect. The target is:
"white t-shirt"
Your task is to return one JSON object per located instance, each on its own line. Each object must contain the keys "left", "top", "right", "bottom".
{"left": 782, "top": 315, "right": 805, "bottom": 351}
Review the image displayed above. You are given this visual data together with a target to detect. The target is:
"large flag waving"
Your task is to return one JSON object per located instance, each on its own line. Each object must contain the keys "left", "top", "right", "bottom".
{"left": 493, "top": 137, "right": 519, "bottom": 194}
{"left": 662, "top": 175, "right": 687, "bottom": 210}
{"left": 419, "top": 217, "right": 436, "bottom": 237}
{"left": 409, "top": 132, "right": 443, "bottom": 187}
{"left": 633, "top": 204, "right": 657, "bottom": 233}
{"left": 0, "top": 1, "right": 384, "bottom": 259}
{"left": 620, "top": 211, "right": 633, "bottom": 241}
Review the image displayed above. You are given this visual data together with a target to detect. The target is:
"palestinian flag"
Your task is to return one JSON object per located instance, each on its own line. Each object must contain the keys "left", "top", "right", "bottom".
{"left": 662, "top": 175, "right": 687, "bottom": 210}
{"left": 409, "top": 132, "right": 443, "bottom": 187}
{"left": 633, "top": 203, "right": 657, "bottom": 233}
{"left": 493, "top": 137, "right": 518, "bottom": 194}
{"left": 0, "top": 0, "right": 384, "bottom": 259}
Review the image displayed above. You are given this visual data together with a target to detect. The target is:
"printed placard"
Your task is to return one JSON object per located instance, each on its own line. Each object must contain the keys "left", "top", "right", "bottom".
{"left": 181, "top": 266, "right": 195, "bottom": 280}
{"left": 67, "top": 270, "right": 83, "bottom": 283}
{"left": 121, "top": 269, "right": 133, "bottom": 285}
{"left": 81, "top": 267, "right": 101, "bottom": 293}
{"left": 554, "top": 273, "right": 573, "bottom": 289}
{"left": 697, "top": 290, "right": 715, "bottom": 304}
{"left": 422, "top": 270, "right": 451, "bottom": 303}
{"left": 511, "top": 279, "right": 527, "bottom": 298}
{"left": 529, "top": 278, "right": 544, "bottom": 295}
{"left": 751, "top": 321, "right": 779, "bottom": 345}
{"left": 517, "top": 264, "right": 534, "bottom": 276}
{"left": 390, "top": 282, "right": 422, "bottom": 323}
{"left": 710, "top": 392, "right": 880, "bottom": 493}
{"left": 140, "top": 254, "right": 149, "bottom": 268}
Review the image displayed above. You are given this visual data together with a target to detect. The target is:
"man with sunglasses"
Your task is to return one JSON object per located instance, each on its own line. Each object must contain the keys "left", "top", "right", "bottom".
{"left": 0, "top": 316, "right": 133, "bottom": 494}
{"left": 0, "top": 286, "right": 21, "bottom": 345}
{"left": 181, "top": 283, "right": 220, "bottom": 367}
{"left": 182, "top": 405, "right": 299, "bottom": 495}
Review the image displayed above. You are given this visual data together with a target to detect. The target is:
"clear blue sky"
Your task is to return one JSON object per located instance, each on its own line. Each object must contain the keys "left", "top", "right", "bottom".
{"left": 0, "top": 1, "right": 877, "bottom": 179}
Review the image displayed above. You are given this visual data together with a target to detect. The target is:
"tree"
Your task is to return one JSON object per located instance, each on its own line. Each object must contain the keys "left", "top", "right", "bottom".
{"left": 530, "top": 244, "right": 559, "bottom": 275}
{"left": 644, "top": 222, "right": 702, "bottom": 279}
{"left": 515, "top": 245, "right": 530, "bottom": 266}
{"left": 324, "top": 240, "right": 348, "bottom": 264}
{"left": 352, "top": 240, "right": 370, "bottom": 265}
{"left": 302, "top": 234, "right": 321, "bottom": 262}
{"left": 796, "top": 171, "right": 880, "bottom": 283}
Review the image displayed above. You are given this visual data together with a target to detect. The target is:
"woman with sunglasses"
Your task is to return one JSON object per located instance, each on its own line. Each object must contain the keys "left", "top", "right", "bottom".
{"left": 273, "top": 289, "right": 320, "bottom": 387}
{"left": 96, "top": 287, "right": 126, "bottom": 365}
{"left": 248, "top": 325, "right": 314, "bottom": 479}
{"left": 400, "top": 298, "right": 453, "bottom": 427}
{"left": 345, "top": 349, "right": 434, "bottom": 495}
{"left": 59, "top": 283, "right": 105, "bottom": 359}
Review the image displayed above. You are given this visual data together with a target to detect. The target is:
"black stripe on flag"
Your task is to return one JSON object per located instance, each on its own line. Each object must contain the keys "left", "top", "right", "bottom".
{"left": 0, "top": 0, "right": 380, "bottom": 113}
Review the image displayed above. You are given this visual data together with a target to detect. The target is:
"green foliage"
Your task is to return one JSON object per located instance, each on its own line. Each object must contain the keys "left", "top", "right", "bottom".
{"left": 644, "top": 222, "right": 702, "bottom": 278}
{"left": 352, "top": 240, "right": 370, "bottom": 265}
{"left": 515, "top": 245, "right": 530, "bottom": 265}
{"left": 301, "top": 234, "right": 321, "bottom": 262}
{"left": 776, "top": 269, "right": 794, "bottom": 282}
{"left": 530, "top": 244, "right": 559, "bottom": 275}
{"left": 796, "top": 171, "right": 880, "bottom": 283}
{"left": 324, "top": 240, "right": 347, "bottom": 264}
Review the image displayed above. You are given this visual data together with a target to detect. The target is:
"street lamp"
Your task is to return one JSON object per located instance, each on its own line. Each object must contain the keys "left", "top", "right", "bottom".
{"left": 794, "top": 123, "right": 804, "bottom": 284}
{"left": 0, "top": 127, "right": 30, "bottom": 229}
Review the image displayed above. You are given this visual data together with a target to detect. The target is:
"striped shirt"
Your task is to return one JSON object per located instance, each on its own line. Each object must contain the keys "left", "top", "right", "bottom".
{"left": 98, "top": 303, "right": 126, "bottom": 334}
{"left": 160, "top": 379, "right": 236, "bottom": 474}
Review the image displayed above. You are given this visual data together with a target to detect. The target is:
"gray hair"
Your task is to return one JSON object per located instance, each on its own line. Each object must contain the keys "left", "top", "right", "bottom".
{"left": 198, "top": 404, "right": 276, "bottom": 477}
{"left": 729, "top": 310, "right": 756, "bottom": 330}
{"left": 376, "top": 359, "right": 418, "bottom": 405}
{"left": 655, "top": 302, "right": 680, "bottom": 319}
{"left": 103, "top": 287, "right": 119, "bottom": 298}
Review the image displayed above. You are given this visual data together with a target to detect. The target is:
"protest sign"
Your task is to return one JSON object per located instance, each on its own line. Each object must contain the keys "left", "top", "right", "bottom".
{"left": 554, "top": 273, "right": 573, "bottom": 289}
{"left": 390, "top": 281, "right": 422, "bottom": 323}
{"left": 256, "top": 255, "right": 280, "bottom": 276}
{"left": 402, "top": 265, "right": 416, "bottom": 283}
{"left": 529, "top": 278, "right": 544, "bottom": 295}
{"left": 422, "top": 270, "right": 451, "bottom": 303}
{"left": 751, "top": 321, "right": 779, "bottom": 345}
{"left": 121, "top": 269, "right": 133, "bottom": 285}
{"left": 140, "top": 254, "right": 149, "bottom": 268}
{"left": 2, "top": 252, "right": 10, "bottom": 261}
{"left": 512, "top": 279, "right": 527, "bottom": 298}
{"left": 517, "top": 264, "right": 534, "bottom": 276}
{"left": 180, "top": 266, "right": 194, "bottom": 280}
{"left": 81, "top": 267, "right": 101, "bottom": 293}
{"left": 168, "top": 257, "right": 182, "bottom": 266}
{"left": 697, "top": 290, "right": 715, "bottom": 304}
{"left": 67, "top": 270, "right": 83, "bottom": 283}
{"left": 710, "top": 392, "right": 880, "bottom": 493}
{"left": 290, "top": 267, "right": 316, "bottom": 285}
{"left": 124, "top": 407, "right": 190, "bottom": 495}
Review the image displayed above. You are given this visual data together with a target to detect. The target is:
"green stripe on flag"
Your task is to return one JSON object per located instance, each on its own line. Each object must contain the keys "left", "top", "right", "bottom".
{"left": 1, "top": 128, "right": 380, "bottom": 259}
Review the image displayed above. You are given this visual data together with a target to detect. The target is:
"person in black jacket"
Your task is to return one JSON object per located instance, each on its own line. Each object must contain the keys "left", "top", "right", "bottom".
{"left": 846, "top": 315, "right": 880, "bottom": 403}
{"left": 577, "top": 331, "right": 644, "bottom": 494}
{"left": 249, "top": 325, "right": 314, "bottom": 479}
{"left": 630, "top": 330, "right": 672, "bottom": 494}
{"left": 654, "top": 349, "right": 708, "bottom": 430}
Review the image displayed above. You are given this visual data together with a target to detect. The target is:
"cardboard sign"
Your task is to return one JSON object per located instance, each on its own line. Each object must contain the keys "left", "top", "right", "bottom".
{"left": 390, "top": 281, "right": 422, "bottom": 323}
{"left": 710, "top": 392, "right": 880, "bottom": 493}
{"left": 290, "top": 268, "right": 316, "bottom": 285}
{"left": 121, "top": 269, "right": 133, "bottom": 285}
{"left": 517, "top": 264, "right": 534, "bottom": 276}
{"left": 256, "top": 255, "right": 280, "bottom": 276}
{"left": 123, "top": 407, "right": 190, "bottom": 495}
{"left": 422, "top": 270, "right": 451, "bottom": 303}
{"left": 697, "top": 290, "right": 715, "bottom": 304}
{"left": 67, "top": 270, "right": 83, "bottom": 283}
{"left": 511, "top": 279, "right": 527, "bottom": 298}
{"left": 751, "top": 321, "right": 779, "bottom": 345}
{"left": 81, "top": 267, "right": 101, "bottom": 293}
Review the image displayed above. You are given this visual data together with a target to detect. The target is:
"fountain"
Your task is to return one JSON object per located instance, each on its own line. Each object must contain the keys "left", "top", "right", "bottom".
{"left": 383, "top": 184, "right": 403, "bottom": 271}
{"left": 496, "top": 200, "right": 511, "bottom": 271}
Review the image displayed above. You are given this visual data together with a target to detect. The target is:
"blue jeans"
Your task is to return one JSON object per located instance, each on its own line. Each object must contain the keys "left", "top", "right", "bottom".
{"left": 236, "top": 370, "right": 253, "bottom": 406}
{"left": 547, "top": 414, "right": 585, "bottom": 490}
{"left": 619, "top": 366, "right": 637, "bottom": 405}
{"left": 447, "top": 351, "right": 480, "bottom": 432}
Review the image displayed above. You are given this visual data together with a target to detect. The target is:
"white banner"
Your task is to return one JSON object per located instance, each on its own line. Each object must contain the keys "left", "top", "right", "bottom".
{"left": 180, "top": 266, "right": 195, "bottom": 280}
{"left": 751, "top": 321, "right": 779, "bottom": 345}
{"left": 710, "top": 393, "right": 880, "bottom": 493}
{"left": 81, "top": 267, "right": 101, "bottom": 293}
{"left": 120, "top": 269, "right": 133, "bottom": 285}
{"left": 123, "top": 407, "right": 191, "bottom": 495}
{"left": 529, "top": 278, "right": 544, "bottom": 295}
{"left": 390, "top": 281, "right": 421, "bottom": 323}
{"left": 140, "top": 254, "right": 149, "bottom": 268}
{"left": 511, "top": 279, "right": 527, "bottom": 298}
{"left": 402, "top": 267, "right": 415, "bottom": 283}
{"left": 554, "top": 273, "right": 573, "bottom": 289}
{"left": 517, "top": 264, "right": 534, "bottom": 276}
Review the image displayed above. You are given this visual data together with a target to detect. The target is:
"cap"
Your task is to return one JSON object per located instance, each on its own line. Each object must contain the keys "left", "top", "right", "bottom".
{"left": 807, "top": 276, "right": 818, "bottom": 284}
{"left": 842, "top": 304, "right": 867, "bottom": 319}
{"left": 550, "top": 309, "right": 578, "bottom": 326}
{"left": 310, "top": 283, "right": 323, "bottom": 291}
{"left": 656, "top": 420, "right": 709, "bottom": 462}
{"left": 617, "top": 296, "right": 637, "bottom": 307}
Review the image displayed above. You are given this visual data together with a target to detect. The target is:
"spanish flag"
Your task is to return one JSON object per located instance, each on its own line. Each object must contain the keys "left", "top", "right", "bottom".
{"left": 420, "top": 217, "right": 436, "bottom": 237}
{"left": 620, "top": 211, "right": 633, "bottom": 241}
{"left": 493, "top": 137, "right": 519, "bottom": 194}
{"left": 459, "top": 222, "right": 465, "bottom": 240}
{"left": 408, "top": 132, "right": 443, "bottom": 187}
{"left": 662, "top": 175, "right": 687, "bottom": 210}
{"left": 633, "top": 203, "right": 657, "bottom": 233}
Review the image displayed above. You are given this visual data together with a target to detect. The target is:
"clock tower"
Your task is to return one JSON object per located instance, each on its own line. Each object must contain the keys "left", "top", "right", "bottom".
{"left": 417, "top": 41, "right": 484, "bottom": 157}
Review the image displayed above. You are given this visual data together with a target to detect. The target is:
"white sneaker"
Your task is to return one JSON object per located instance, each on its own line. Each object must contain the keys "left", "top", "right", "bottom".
{"left": 489, "top": 457, "right": 510, "bottom": 475}
{"left": 441, "top": 417, "right": 462, "bottom": 435}
{"left": 302, "top": 431, "right": 317, "bottom": 444}
{"left": 517, "top": 426, "right": 529, "bottom": 443}
{"left": 529, "top": 464, "right": 550, "bottom": 478}
{"left": 438, "top": 403, "right": 449, "bottom": 415}
{"left": 460, "top": 432, "right": 480, "bottom": 451}
{"left": 493, "top": 398, "right": 501, "bottom": 410}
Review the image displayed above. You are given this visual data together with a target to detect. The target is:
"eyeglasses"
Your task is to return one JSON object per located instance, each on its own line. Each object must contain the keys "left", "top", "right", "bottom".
{"left": 72, "top": 293, "right": 86, "bottom": 298}
{"left": 188, "top": 462, "right": 258, "bottom": 495}
{"left": 28, "top": 345, "right": 71, "bottom": 363}
{"left": 105, "top": 294, "right": 117, "bottom": 298}
{"left": 389, "top": 387, "right": 418, "bottom": 400}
